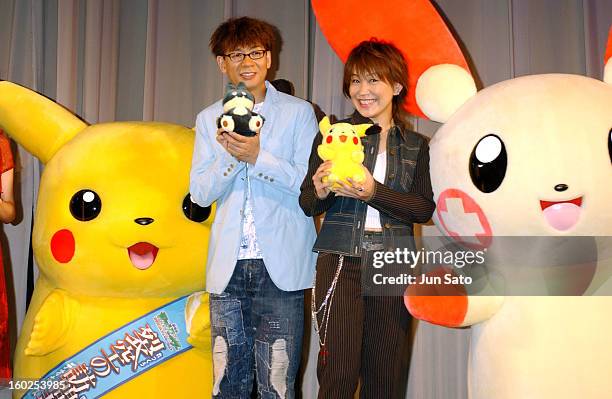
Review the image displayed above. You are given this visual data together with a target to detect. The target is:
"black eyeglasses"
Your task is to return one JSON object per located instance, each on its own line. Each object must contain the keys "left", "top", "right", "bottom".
{"left": 223, "top": 49, "right": 267, "bottom": 63}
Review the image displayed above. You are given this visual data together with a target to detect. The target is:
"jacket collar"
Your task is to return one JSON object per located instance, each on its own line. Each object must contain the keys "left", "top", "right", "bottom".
{"left": 257, "top": 81, "right": 278, "bottom": 146}
{"left": 262, "top": 80, "right": 279, "bottom": 105}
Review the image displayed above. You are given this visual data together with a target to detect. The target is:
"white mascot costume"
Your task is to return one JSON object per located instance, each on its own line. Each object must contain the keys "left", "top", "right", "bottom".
{"left": 405, "top": 29, "right": 612, "bottom": 399}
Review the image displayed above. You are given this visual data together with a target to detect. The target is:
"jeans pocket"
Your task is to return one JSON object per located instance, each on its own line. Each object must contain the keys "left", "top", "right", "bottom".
{"left": 210, "top": 299, "right": 246, "bottom": 346}
{"left": 261, "top": 314, "right": 290, "bottom": 335}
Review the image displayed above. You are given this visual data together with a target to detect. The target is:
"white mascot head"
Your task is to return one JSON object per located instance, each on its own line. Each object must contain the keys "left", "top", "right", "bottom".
{"left": 418, "top": 67, "right": 611, "bottom": 239}
{"left": 406, "top": 26, "right": 612, "bottom": 399}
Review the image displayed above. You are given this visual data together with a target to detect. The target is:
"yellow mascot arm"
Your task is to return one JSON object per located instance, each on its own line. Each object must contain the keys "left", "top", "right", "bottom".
{"left": 351, "top": 150, "right": 364, "bottom": 163}
{"left": 0, "top": 81, "right": 86, "bottom": 163}
{"left": 185, "top": 292, "right": 211, "bottom": 352}
{"left": 317, "top": 145, "right": 335, "bottom": 161}
{"left": 25, "top": 290, "right": 79, "bottom": 356}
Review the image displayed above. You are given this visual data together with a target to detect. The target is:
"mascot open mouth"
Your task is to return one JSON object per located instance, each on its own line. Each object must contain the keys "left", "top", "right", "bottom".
{"left": 540, "top": 197, "right": 583, "bottom": 231}
{"left": 128, "top": 242, "right": 159, "bottom": 270}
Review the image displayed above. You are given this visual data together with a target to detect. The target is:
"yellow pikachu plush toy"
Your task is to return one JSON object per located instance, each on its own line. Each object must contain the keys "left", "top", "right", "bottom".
{"left": 317, "top": 116, "right": 380, "bottom": 188}
{"left": 0, "top": 81, "right": 213, "bottom": 398}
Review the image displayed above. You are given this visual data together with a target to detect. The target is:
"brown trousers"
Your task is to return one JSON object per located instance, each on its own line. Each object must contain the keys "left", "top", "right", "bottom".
{"left": 314, "top": 249, "right": 411, "bottom": 399}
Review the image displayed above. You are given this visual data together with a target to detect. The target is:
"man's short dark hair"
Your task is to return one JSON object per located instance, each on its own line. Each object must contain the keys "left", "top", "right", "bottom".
{"left": 271, "top": 79, "right": 294, "bottom": 95}
{"left": 210, "top": 17, "right": 276, "bottom": 56}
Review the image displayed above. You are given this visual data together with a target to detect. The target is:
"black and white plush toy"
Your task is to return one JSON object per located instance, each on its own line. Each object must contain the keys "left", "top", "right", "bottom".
{"left": 216, "top": 82, "right": 264, "bottom": 137}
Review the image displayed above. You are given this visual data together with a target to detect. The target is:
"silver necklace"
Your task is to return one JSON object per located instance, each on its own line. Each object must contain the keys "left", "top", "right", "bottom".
{"left": 311, "top": 254, "right": 344, "bottom": 365}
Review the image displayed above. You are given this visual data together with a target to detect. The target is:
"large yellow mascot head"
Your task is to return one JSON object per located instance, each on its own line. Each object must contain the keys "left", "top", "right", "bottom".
{"left": 0, "top": 81, "right": 213, "bottom": 398}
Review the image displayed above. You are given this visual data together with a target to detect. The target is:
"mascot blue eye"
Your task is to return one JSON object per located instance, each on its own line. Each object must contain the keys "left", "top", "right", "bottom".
{"left": 183, "top": 194, "right": 211, "bottom": 222}
{"left": 70, "top": 189, "right": 102, "bottom": 221}
{"left": 608, "top": 129, "right": 612, "bottom": 162}
{"left": 469, "top": 134, "right": 507, "bottom": 193}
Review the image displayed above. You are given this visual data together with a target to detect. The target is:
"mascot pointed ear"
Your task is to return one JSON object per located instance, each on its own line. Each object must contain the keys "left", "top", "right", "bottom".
{"left": 357, "top": 124, "right": 381, "bottom": 137}
{"left": 312, "top": 0, "right": 474, "bottom": 120}
{"left": 415, "top": 64, "right": 477, "bottom": 123}
{"left": 319, "top": 116, "right": 332, "bottom": 135}
{"left": 365, "top": 124, "right": 382, "bottom": 136}
{"left": 0, "top": 81, "right": 87, "bottom": 164}
{"left": 604, "top": 26, "right": 612, "bottom": 84}
{"left": 354, "top": 123, "right": 373, "bottom": 138}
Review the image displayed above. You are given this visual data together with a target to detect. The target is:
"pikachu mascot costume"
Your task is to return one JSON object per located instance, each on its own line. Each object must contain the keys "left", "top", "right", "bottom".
{"left": 0, "top": 81, "right": 213, "bottom": 398}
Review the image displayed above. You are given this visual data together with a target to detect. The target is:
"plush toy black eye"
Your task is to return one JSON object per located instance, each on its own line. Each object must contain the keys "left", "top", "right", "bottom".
{"left": 608, "top": 129, "right": 612, "bottom": 162}
{"left": 70, "top": 189, "right": 102, "bottom": 221}
{"left": 469, "top": 134, "right": 507, "bottom": 193}
{"left": 183, "top": 194, "right": 211, "bottom": 222}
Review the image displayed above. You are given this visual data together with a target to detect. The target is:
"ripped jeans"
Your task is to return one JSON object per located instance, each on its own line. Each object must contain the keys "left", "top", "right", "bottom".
{"left": 209, "top": 259, "right": 304, "bottom": 399}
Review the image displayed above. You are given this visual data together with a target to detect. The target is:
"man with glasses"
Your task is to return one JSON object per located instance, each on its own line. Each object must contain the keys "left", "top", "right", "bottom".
{"left": 189, "top": 16, "right": 318, "bottom": 399}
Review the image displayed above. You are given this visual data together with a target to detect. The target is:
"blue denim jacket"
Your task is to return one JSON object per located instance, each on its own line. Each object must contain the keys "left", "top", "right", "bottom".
{"left": 190, "top": 81, "right": 318, "bottom": 294}
{"left": 300, "top": 113, "right": 435, "bottom": 256}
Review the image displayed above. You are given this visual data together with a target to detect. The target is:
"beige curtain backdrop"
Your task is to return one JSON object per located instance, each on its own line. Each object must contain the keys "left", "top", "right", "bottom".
{"left": 0, "top": 0, "right": 43, "bottom": 369}
{"left": 1, "top": 1, "right": 610, "bottom": 398}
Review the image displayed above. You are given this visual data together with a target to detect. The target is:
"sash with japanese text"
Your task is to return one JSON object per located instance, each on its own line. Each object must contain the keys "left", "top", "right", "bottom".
{"left": 23, "top": 296, "right": 191, "bottom": 399}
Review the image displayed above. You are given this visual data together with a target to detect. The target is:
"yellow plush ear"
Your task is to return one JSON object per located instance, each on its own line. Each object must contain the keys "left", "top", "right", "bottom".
{"left": 318, "top": 116, "right": 332, "bottom": 135}
{"left": 0, "top": 81, "right": 87, "bottom": 163}
{"left": 354, "top": 123, "right": 373, "bottom": 137}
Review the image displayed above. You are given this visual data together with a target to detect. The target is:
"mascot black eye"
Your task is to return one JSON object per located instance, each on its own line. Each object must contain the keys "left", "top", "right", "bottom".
{"left": 469, "top": 134, "right": 507, "bottom": 193}
{"left": 70, "top": 189, "right": 102, "bottom": 221}
{"left": 608, "top": 129, "right": 612, "bottom": 162}
{"left": 183, "top": 194, "right": 211, "bottom": 222}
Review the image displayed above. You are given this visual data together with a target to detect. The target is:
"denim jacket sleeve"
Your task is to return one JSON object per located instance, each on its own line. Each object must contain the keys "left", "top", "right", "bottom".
{"left": 189, "top": 110, "right": 246, "bottom": 207}
{"left": 247, "top": 103, "right": 318, "bottom": 197}
{"left": 367, "top": 140, "right": 435, "bottom": 223}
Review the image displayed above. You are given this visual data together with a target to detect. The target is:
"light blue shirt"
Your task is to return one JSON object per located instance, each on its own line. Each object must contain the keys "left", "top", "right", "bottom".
{"left": 190, "top": 81, "right": 318, "bottom": 294}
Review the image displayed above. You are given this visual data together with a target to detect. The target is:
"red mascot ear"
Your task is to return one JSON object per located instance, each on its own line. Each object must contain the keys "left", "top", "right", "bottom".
{"left": 605, "top": 25, "right": 612, "bottom": 65}
{"left": 312, "top": 0, "right": 472, "bottom": 119}
{"left": 604, "top": 25, "right": 612, "bottom": 84}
